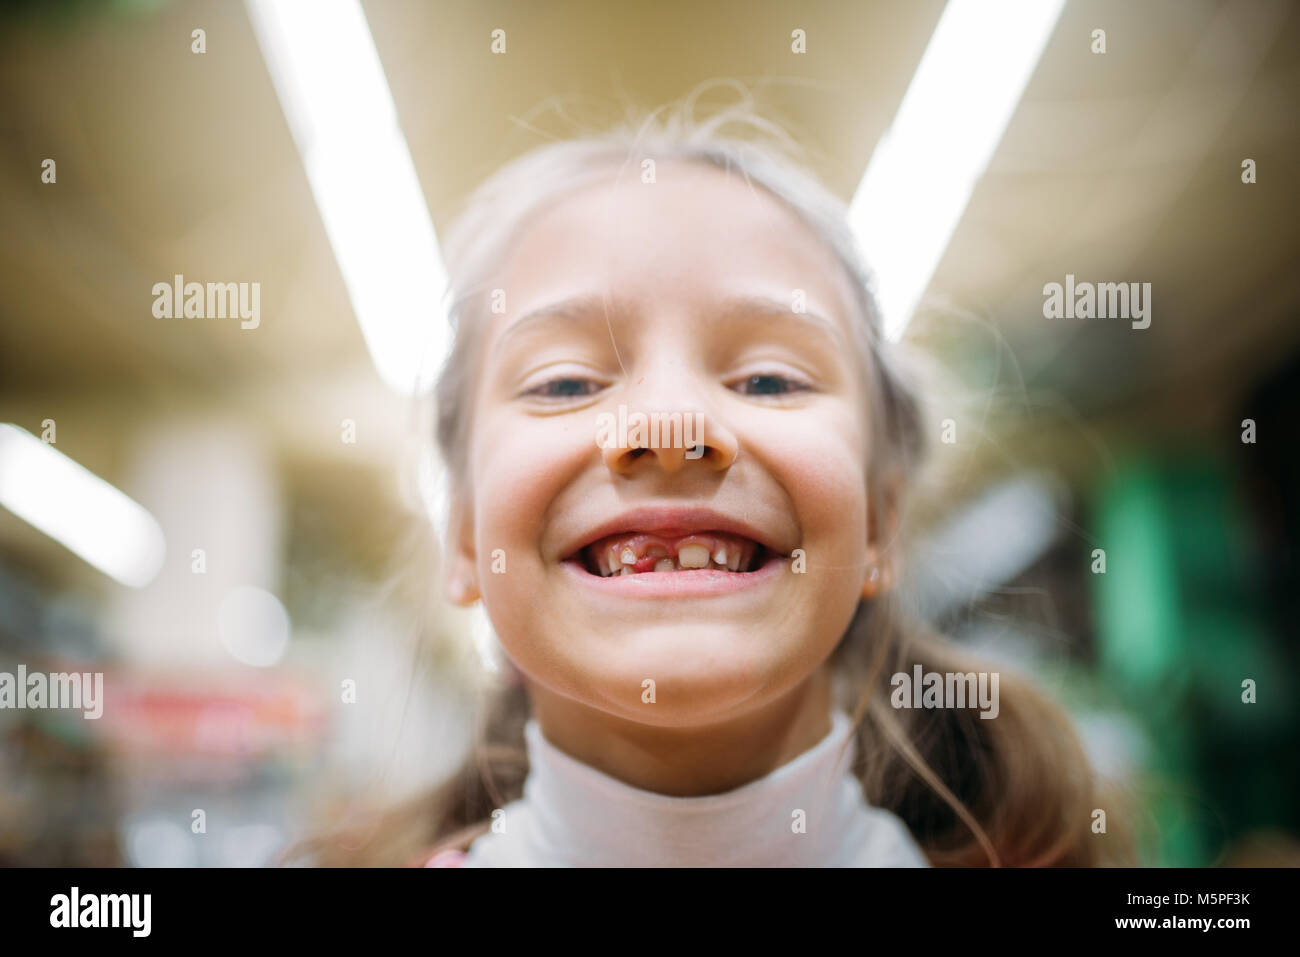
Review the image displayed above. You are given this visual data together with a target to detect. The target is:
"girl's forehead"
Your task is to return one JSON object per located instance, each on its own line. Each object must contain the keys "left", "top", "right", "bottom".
{"left": 515, "top": 160, "right": 808, "bottom": 244}
{"left": 495, "top": 160, "right": 858, "bottom": 321}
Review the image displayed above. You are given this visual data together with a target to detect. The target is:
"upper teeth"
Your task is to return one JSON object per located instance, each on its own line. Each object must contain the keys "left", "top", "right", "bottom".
{"left": 585, "top": 531, "right": 761, "bottom": 576}
{"left": 677, "top": 544, "right": 711, "bottom": 568}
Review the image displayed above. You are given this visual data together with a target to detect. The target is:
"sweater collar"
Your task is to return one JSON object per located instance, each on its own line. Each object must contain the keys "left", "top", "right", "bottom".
{"left": 516, "top": 707, "right": 875, "bottom": 866}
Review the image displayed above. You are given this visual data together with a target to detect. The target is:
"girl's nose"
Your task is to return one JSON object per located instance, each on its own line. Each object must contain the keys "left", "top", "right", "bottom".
{"left": 601, "top": 400, "right": 738, "bottom": 477}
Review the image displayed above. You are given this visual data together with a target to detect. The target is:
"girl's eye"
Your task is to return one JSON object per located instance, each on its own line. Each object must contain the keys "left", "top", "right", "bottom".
{"left": 730, "top": 373, "right": 810, "bottom": 397}
{"left": 522, "top": 377, "right": 604, "bottom": 400}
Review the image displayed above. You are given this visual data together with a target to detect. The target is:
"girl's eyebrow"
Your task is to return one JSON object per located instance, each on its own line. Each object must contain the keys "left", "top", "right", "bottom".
{"left": 494, "top": 292, "right": 849, "bottom": 353}
{"left": 494, "top": 293, "right": 629, "bottom": 355}
{"left": 712, "top": 294, "right": 849, "bottom": 349}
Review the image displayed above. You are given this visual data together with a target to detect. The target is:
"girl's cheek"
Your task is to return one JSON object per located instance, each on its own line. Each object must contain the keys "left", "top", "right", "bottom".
{"left": 470, "top": 408, "right": 592, "bottom": 554}
{"left": 744, "top": 405, "right": 869, "bottom": 521}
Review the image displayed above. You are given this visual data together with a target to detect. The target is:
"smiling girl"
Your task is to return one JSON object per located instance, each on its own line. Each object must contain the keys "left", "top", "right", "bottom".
{"left": 314, "top": 101, "right": 1127, "bottom": 868}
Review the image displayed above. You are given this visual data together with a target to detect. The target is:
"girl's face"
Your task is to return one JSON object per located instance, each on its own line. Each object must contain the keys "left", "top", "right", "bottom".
{"left": 451, "top": 160, "right": 882, "bottom": 727}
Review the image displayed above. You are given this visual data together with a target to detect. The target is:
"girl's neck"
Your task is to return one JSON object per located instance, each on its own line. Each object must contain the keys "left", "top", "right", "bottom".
{"left": 525, "top": 663, "right": 835, "bottom": 796}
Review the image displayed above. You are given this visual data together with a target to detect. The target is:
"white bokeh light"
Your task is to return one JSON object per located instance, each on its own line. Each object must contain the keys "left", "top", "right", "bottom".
{"left": 218, "top": 586, "right": 291, "bottom": 667}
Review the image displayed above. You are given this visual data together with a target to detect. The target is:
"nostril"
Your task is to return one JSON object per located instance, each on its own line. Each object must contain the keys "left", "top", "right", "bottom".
{"left": 627, "top": 448, "right": 649, "bottom": 460}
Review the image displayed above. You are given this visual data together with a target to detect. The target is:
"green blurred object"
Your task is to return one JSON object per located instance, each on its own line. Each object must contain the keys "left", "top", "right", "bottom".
{"left": 1090, "top": 456, "right": 1296, "bottom": 866}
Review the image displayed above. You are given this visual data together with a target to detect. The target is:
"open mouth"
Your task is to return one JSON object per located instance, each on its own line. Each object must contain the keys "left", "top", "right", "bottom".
{"left": 573, "top": 531, "right": 769, "bottom": 577}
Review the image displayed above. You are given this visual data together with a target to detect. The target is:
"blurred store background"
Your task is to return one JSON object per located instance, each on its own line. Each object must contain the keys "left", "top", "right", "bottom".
{"left": 1, "top": 0, "right": 1297, "bottom": 866}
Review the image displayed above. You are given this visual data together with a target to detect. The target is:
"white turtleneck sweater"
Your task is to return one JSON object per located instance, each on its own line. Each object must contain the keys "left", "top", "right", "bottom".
{"left": 462, "top": 707, "right": 929, "bottom": 867}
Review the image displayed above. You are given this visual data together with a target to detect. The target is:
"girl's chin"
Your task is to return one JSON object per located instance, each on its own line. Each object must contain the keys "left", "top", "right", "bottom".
{"left": 542, "top": 619, "right": 806, "bottom": 695}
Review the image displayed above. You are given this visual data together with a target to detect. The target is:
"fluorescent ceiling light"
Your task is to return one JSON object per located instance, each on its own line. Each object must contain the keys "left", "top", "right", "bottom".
{"left": 850, "top": 0, "right": 1065, "bottom": 341}
{"left": 246, "top": 0, "right": 447, "bottom": 395}
{"left": 0, "top": 424, "right": 166, "bottom": 588}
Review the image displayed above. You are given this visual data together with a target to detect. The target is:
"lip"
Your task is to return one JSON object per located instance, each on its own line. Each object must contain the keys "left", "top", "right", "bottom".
{"left": 560, "top": 548, "right": 787, "bottom": 598}
{"left": 556, "top": 505, "right": 790, "bottom": 562}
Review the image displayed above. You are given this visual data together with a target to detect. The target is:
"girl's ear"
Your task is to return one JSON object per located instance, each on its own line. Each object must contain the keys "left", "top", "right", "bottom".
{"left": 860, "top": 561, "right": 885, "bottom": 600}
{"left": 861, "top": 474, "right": 903, "bottom": 600}
{"left": 445, "top": 495, "right": 480, "bottom": 606}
